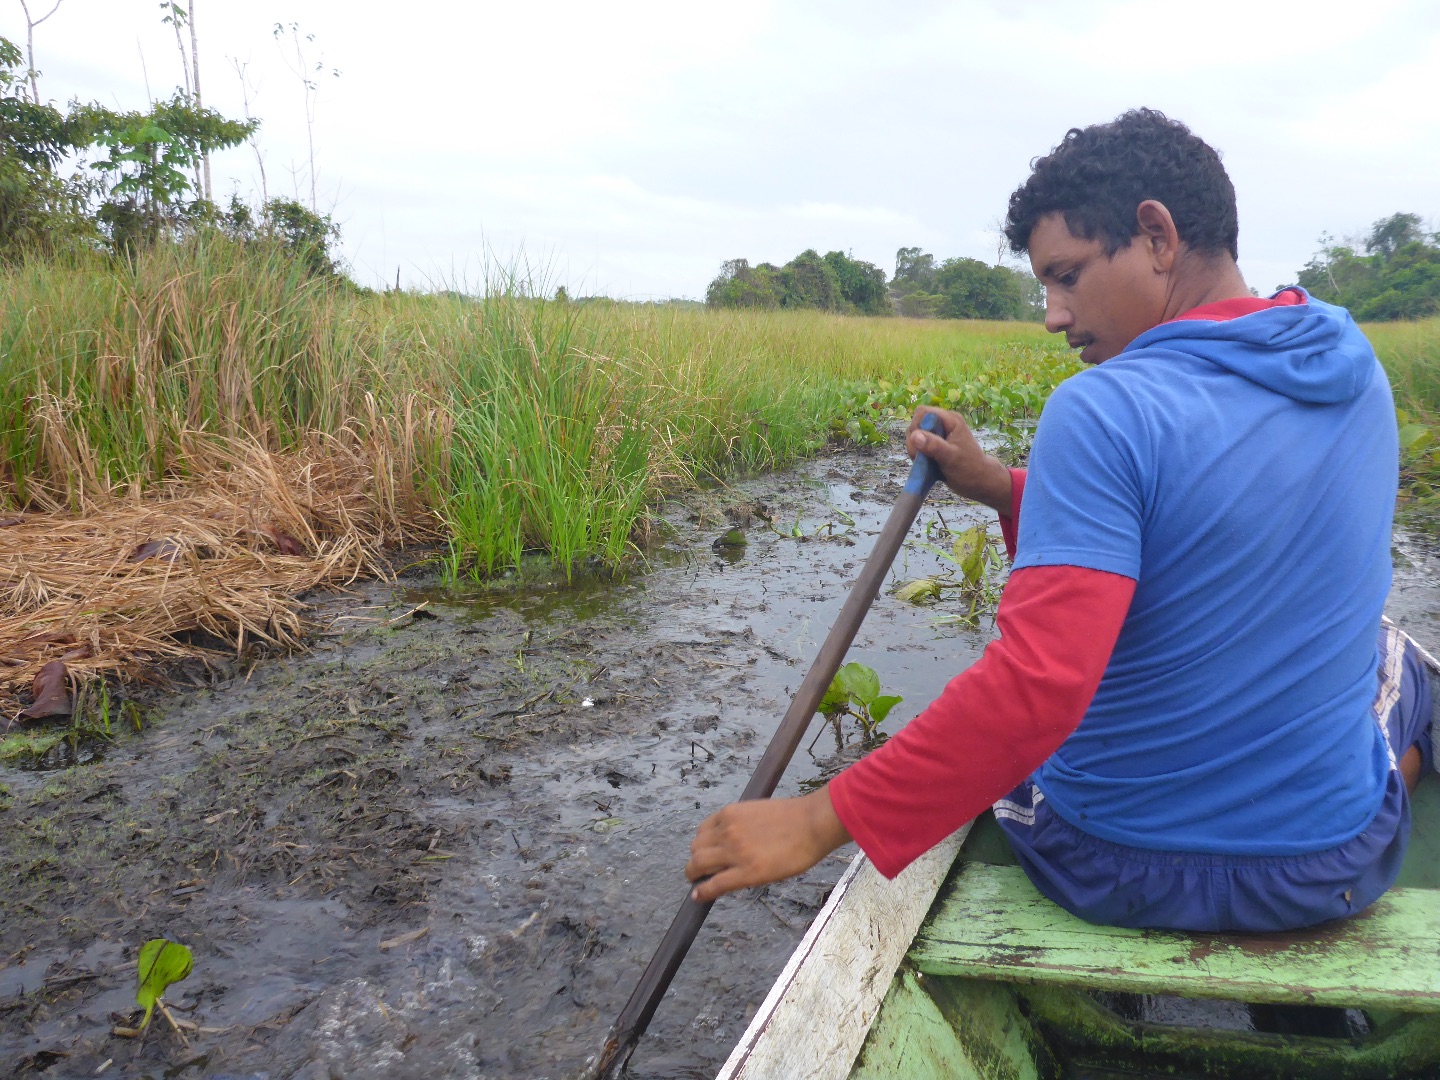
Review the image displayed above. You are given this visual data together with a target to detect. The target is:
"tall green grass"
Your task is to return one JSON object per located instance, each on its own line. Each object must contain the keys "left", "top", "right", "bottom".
{"left": 1366, "top": 317, "right": 1440, "bottom": 418}
{"left": 0, "top": 237, "right": 1066, "bottom": 575}
{"left": 1364, "top": 317, "right": 1440, "bottom": 518}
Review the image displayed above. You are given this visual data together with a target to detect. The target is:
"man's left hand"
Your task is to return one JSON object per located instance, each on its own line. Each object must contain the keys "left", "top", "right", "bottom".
{"left": 685, "top": 787, "right": 851, "bottom": 903}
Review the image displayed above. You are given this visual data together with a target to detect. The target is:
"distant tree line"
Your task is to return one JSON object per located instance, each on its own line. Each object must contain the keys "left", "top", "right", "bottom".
{"left": 705, "top": 246, "right": 1042, "bottom": 321}
{"left": 1297, "top": 213, "right": 1440, "bottom": 321}
{"left": 705, "top": 249, "right": 888, "bottom": 314}
{"left": 890, "top": 247, "right": 1041, "bottom": 321}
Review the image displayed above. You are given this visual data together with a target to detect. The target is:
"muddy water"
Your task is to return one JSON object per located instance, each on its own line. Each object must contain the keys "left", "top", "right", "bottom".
{"left": 6, "top": 440, "right": 1440, "bottom": 1080}
{"left": 0, "top": 441, "right": 999, "bottom": 1080}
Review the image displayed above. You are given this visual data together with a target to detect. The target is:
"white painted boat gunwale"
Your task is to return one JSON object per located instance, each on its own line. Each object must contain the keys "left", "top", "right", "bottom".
{"left": 715, "top": 826, "right": 969, "bottom": 1080}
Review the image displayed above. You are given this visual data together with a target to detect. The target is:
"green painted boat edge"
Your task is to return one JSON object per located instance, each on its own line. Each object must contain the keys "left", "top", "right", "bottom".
{"left": 912, "top": 863, "right": 1440, "bottom": 1013}
{"left": 850, "top": 969, "right": 1050, "bottom": 1080}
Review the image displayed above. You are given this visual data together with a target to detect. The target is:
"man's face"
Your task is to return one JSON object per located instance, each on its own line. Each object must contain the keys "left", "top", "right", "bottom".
{"left": 1028, "top": 212, "right": 1168, "bottom": 364}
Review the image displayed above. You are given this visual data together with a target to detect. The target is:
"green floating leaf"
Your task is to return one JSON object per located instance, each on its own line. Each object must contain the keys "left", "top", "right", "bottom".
{"left": 870, "top": 694, "right": 903, "bottom": 725}
{"left": 837, "top": 661, "right": 880, "bottom": 707}
{"left": 953, "top": 526, "right": 988, "bottom": 585}
{"left": 896, "top": 577, "right": 942, "bottom": 604}
{"left": 135, "top": 938, "right": 194, "bottom": 1030}
{"left": 819, "top": 676, "right": 851, "bottom": 716}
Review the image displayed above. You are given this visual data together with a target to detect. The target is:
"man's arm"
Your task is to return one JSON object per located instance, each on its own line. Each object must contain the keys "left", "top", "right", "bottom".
{"left": 686, "top": 563, "right": 1134, "bottom": 900}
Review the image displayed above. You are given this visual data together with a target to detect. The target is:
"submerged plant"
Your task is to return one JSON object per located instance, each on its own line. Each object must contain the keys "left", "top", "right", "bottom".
{"left": 818, "top": 661, "right": 903, "bottom": 741}
{"left": 898, "top": 522, "right": 1006, "bottom": 628}
{"left": 769, "top": 505, "right": 855, "bottom": 542}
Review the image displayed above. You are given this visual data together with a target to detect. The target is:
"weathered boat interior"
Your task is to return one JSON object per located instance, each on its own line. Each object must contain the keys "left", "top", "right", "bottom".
{"left": 851, "top": 747, "right": 1440, "bottom": 1079}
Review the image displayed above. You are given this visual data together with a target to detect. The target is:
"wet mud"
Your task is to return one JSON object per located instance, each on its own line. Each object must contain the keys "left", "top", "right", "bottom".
{"left": 0, "top": 440, "right": 999, "bottom": 1080}
{"left": 5, "top": 439, "right": 1440, "bottom": 1080}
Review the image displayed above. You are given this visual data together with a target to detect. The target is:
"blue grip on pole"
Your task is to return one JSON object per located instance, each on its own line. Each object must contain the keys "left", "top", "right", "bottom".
{"left": 903, "top": 412, "right": 945, "bottom": 497}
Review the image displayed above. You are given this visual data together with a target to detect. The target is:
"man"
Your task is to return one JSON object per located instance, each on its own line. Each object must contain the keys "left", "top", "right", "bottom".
{"left": 685, "top": 108, "right": 1433, "bottom": 932}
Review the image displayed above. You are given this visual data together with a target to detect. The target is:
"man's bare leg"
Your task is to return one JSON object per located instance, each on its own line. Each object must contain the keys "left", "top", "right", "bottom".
{"left": 1402, "top": 744, "right": 1423, "bottom": 794}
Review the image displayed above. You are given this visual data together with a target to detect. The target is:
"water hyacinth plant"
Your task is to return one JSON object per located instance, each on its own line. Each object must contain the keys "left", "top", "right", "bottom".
{"left": 898, "top": 523, "right": 1007, "bottom": 628}
{"left": 818, "top": 661, "right": 903, "bottom": 741}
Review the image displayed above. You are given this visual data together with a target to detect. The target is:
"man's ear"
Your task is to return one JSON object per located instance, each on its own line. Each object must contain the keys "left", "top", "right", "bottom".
{"left": 1135, "top": 200, "right": 1180, "bottom": 272}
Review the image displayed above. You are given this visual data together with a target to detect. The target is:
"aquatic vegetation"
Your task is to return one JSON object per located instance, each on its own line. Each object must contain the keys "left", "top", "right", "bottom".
{"left": 768, "top": 509, "right": 855, "bottom": 542}
{"left": 829, "top": 342, "right": 1083, "bottom": 460}
{"left": 899, "top": 522, "right": 1007, "bottom": 628}
{"left": 113, "top": 938, "right": 194, "bottom": 1041}
{"left": 818, "top": 661, "right": 903, "bottom": 741}
{"left": 0, "top": 238, "right": 1059, "bottom": 580}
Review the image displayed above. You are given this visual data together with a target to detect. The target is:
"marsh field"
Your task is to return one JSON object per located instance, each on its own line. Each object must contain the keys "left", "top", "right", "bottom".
{"left": 2, "top": 240, "right": 1440, "bottom": 1079}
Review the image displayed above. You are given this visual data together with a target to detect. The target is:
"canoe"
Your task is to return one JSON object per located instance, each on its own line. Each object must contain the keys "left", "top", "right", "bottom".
{"left": 718, "top": 625, "right": 1440, "bottom": 1080}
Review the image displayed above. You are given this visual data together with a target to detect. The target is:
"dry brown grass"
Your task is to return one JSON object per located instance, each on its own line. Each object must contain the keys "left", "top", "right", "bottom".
{"left": 0, "top": 434, "right": 441, "bottom": 720}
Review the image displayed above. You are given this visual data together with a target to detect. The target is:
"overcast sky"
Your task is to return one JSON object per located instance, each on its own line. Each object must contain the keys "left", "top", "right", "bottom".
{"left": 6, "top": 0, "right": 1438, "bottom": 298}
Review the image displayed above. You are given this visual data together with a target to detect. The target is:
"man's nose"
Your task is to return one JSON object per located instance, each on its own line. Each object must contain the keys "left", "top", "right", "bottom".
{"left": 1044, "top": 300, "right": 1072, "bottom": 336}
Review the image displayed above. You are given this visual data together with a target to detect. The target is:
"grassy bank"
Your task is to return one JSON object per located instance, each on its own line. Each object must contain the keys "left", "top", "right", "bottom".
{"left": 1368, "top": 318, "right": 1440, "bottom": 418}
{"left": 4, "top": 239, "right": 1438, "bottom": 571}
{"left": 1367, "top": 318, "right": 1440, "bottom": 517}
{"left": 0, "top": 237, "right": 1071, "bottom": 578}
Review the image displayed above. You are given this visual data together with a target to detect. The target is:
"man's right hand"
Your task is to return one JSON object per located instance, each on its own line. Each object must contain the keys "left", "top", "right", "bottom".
{"left": 905, "top": 406, "right": 1015, "bottom": 517}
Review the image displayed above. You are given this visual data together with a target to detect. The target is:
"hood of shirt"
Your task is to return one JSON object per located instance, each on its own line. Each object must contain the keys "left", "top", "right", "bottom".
{"left": 1123, "top": 290, "right": 1377, "bottom": 405}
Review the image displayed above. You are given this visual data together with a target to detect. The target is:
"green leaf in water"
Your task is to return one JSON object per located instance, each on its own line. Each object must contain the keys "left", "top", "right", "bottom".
{"left": 896, "top": 577, "right": 942, "bottom": 604}
{"left": 819, "top": 680, "right": 850, "bottom": 715}
{"left": 870, "top": 694, "right": 903, "bottom": 724}
{"left": 953, "top": 525, "right": 988, "bottom": 585}
{"left": 836, "top": 661, "right": 880, "bottom": 706}
{"left": 135, "top": 938, "right": 193, "bottom": 1031}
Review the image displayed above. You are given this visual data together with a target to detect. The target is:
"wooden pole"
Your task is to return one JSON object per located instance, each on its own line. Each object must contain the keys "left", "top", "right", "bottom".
{"left": 580, "top": 416, "right": 945, "bottom": 1079}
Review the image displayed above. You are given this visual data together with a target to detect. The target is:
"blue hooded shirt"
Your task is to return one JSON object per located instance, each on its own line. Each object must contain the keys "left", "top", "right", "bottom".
{"left": 1015, "top": 292, "right": 1396, "bottom": 855}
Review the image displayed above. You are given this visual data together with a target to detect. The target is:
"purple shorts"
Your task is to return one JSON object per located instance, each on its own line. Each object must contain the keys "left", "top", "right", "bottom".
{"left": 995, "top": 622, "right": 1433, "bottom": 932}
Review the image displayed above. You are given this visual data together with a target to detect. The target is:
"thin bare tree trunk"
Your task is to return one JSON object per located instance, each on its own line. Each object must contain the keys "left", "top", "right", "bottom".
{"left": 19, "top": 0, "right": 64, "bottom": 105}
{"left": 231, "top": 58, "right": 267, "bottom": 206}
{"left": 166, "top": 5, "right": 200, "bottom": 196}
{"left": 169, "top": 9, "right": 191, "bottom": 96}
{"left": 188, "top": 1, "right": 211, "bottom": 202}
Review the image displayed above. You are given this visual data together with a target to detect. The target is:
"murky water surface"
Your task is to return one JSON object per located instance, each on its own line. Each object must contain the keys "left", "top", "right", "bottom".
{"left": 0, "top": 443, "right": 1000, "bottom": 1079}
{"left": 5, "top": 442, "right": 1439, "bottom": 1080}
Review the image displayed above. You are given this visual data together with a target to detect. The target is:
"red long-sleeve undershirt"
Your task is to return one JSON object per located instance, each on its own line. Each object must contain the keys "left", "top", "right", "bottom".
{"left": 827, "top": 468, "right": 1136, "bottom": 878}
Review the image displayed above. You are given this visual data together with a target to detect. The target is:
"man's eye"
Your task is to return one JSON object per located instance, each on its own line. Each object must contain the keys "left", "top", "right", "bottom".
{"left": 1058, "top": 270, "right": 1079, "bottom": 287}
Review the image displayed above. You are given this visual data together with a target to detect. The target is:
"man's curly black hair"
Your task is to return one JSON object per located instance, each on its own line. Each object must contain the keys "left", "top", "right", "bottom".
{"left": 1004, "top": 109, "right": 1238, "bottom": 261}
